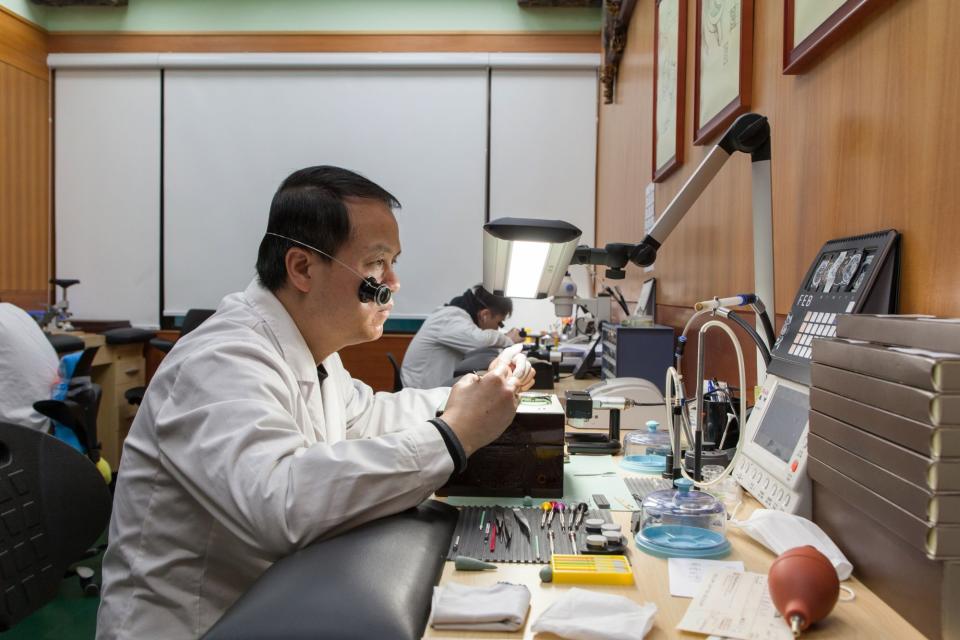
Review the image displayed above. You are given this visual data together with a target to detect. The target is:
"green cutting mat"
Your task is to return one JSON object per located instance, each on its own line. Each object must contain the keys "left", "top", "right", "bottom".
{"left": 445, "top": 455, "right": 639, "bottom": 511}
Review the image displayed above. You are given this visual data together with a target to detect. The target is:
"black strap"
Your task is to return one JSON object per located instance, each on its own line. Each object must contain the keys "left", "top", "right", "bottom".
{"left": 429, "top": 417, "right": 467, "bottom": 475}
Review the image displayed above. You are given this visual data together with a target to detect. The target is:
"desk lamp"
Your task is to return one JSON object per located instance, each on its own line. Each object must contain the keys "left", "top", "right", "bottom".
{"left": 482, "top": 112, "right": 775, "bottom": 376}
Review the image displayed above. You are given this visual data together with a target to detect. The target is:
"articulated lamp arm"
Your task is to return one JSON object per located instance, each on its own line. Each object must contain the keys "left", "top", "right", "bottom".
{"left": 571, "top": 113, "right": 772, "bottom": 279}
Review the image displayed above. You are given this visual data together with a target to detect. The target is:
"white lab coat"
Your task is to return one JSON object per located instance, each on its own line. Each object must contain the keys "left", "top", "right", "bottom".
{"left": 96, "top": 280, "right": 452, "bottom": 639}
{"left": 401, "top": 305, "right": 514, "bottom": 389}
{"left": 0, "top": 303, "right": 59, "bottom": 431}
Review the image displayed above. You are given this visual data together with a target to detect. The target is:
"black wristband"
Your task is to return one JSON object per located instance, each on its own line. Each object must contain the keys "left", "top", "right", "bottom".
{"left": 428, "top": 417, "right": 467, "bottom": 476}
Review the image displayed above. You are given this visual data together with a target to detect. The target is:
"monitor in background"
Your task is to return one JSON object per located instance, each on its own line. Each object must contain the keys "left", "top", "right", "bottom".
{"left": 572, "top": 332, "right": 603, "bottom": 380}
{"left": 634, "top": 277, "right": 656, "bottom": 318}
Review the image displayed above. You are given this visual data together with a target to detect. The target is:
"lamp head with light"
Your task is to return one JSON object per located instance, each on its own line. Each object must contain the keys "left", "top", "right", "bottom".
{"left": 482, "top": 217, "right": 662, "bottom": 300}
{"left": 482, "top": 217, "right": 582, "bottom": 299}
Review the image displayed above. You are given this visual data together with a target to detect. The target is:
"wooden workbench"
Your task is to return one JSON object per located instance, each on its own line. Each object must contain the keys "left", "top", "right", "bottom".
{"left": 425, "top": 378, "right": 924, "bottom": 639}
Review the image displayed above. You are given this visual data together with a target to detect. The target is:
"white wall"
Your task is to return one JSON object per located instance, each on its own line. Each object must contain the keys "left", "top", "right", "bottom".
{"left": 51, "top": 55, "right": 599, "bottom": 329}
{"left": 162, "top": 68, "right": 488, "bottom": 317}
{"left": 488, "top": 68, "right": 599, "bottom": 332}
{"left": 54, "top": 69, "right": 161, "bottom": 328}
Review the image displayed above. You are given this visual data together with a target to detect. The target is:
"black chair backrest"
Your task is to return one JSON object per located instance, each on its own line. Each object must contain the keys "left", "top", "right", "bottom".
{"left": 181, "top": 309, "right": 216, "bottom": 336}
{"left": 386, "top": 353, "right": 403, "bottom": 392}
{"left": 0, "top": 422, "right": 111, "bottom": 630}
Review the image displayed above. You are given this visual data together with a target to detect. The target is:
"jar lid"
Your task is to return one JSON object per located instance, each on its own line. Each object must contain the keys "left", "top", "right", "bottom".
{"left": 641, "top": 478, "right": 726, "bottom": 519}
{"left": 584, "top": 518, "right": 605, "bottom": 532}
{"left": 586, "top": 534, "right": 607, "bottom": 549}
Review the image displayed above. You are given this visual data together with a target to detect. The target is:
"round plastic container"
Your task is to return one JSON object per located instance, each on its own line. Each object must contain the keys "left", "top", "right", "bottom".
{"left": 635, "top": 478, "right": 729, "bottom": 558}
{"left": 621, "top": 421, "right": 672, "bottom": 474}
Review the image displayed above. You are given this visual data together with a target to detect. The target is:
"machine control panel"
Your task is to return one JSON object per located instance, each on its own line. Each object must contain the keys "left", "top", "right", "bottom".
{"left": 731, "top": 375, "right": 811, "bottom": 518}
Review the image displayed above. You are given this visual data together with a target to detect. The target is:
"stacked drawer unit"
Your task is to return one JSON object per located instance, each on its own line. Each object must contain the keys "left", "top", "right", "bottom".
{"left": 808, "top": 314, "right": 960, "bottom": 639}
{"left": 600, "top": 324, "right": 674, "bottom": 394}
{"left": 90, "top": 339, "right": 146, "bottom": 468}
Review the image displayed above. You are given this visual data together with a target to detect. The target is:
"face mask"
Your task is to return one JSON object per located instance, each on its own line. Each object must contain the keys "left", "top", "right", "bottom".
{"left": 729, "top": 509, "right": 853, "bottom": 580}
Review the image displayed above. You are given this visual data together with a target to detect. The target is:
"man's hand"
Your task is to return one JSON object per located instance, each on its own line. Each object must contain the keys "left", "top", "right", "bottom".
{"left": 442, "top": 363, "right": 520, "bottom": 456}
{"left": 505, "top": 328, "right": 523, "bottom": 344}
{"left": 488, "top": 343, "right": 536, "bottom": 392}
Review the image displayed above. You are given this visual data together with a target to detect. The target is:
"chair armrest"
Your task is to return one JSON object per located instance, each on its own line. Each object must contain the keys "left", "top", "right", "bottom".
{"left": 203, "top": 500, "right": 458, "bottom": 640}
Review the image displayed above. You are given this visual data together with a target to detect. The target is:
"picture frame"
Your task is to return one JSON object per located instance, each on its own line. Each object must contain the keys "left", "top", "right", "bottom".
{"left": 600, "top": 0, "right": 639, "bottom": 104}
{"left": 783, "top": 0, "right": 893, "bottom": 75}
{"left": 693, "top": 0, "right": 754, "bottom": 145}
{"left": 652, "top": 0, "right": 687, "bottom": 182}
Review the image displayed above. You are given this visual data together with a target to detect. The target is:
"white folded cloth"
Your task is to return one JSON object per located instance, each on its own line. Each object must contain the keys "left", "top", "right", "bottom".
{"left": 531, "top": 588, "right": 657, "bottom": 640}
{"left": 429, "top": 582, "right": 531, "bottom": 632}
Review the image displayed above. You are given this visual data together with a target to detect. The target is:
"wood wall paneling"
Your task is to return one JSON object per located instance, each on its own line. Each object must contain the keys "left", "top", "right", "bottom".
{"left": 597, "top": 0, "right": 960, "bottom": 364}
{"left": 0, "top": 7, "right": 47, "bottom": 80}
{"left": 338, "top": 334, "right": 414, "bottom": 393}
{"left": 47, "top": 31, "right": 600, "bottom": 54}
{"left": 0, "top": 7, "right": 49, "bottom": 311}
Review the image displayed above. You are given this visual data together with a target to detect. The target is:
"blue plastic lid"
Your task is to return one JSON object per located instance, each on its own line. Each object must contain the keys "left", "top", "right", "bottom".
{"left": 674, "top": 478, "right": 694, "bottom": 492}
{"left": 645, "top": 420, "right": 659, "bottom": 432}
{"left": 634, "top": 525, "right": 730, "bottom": 558}
{"left": 620, "top": 454, "right": 666, "bottom": 474}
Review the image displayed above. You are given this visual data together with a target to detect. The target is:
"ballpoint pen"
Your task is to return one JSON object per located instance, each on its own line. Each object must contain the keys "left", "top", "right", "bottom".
{"left": 452, "top": 535, "right": 460, "bottom": 552}
{"left": 479, "top": 510, "right": 486, "bottom": 531}
{"left": 490, "top": 524, "right": 497, "bottom": 552}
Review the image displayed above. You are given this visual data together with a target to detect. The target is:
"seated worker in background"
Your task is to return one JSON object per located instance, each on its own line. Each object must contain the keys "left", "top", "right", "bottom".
{"left": 97, "top": 166, "right": 534, "bottom": 639}
{"left": 0, "top": 302, "right": 59, "bottom": 431}
{"left": 401, "top": 285, "right": 522, "bottom": 389}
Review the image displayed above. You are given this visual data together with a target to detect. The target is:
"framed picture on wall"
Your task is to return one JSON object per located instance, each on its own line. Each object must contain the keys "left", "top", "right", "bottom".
{"left": 693, "top": 0, "right": 754, "bottom": 145}
{"left": 783, "top": 0, "right": 893, "bottom": 74}
{"left": 652, "top": 0, "right": 687, "bottom": 182}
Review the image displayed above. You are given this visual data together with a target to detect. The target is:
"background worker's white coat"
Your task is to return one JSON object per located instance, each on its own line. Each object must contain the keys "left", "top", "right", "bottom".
{"left": 0, "top": 303, "right": 59, "bottom": 431}
{"left": 401, "top": 305, "right": 514, "bottom": 389}
{"left": 97, "top": 279, "right": 452, "bottom": 639}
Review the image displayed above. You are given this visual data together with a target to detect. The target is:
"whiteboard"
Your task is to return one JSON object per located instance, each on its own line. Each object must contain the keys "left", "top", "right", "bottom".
{"left": 488, "top": 68, "right": 599, "bottom": 332}
{"left": 162, "top": 69, "right": 488, "bottom": 317}
{"left": 54, "top": 70, "right": 161, "bottom": 328}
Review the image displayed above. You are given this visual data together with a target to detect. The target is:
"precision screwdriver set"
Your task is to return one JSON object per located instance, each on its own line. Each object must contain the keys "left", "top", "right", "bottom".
{"left": 445, "top": 503, "right": 616, "bottom": 564}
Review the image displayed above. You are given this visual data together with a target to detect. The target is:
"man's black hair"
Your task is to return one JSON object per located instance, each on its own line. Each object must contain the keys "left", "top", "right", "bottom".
{"left": 256, "top": 166, "right": 400, "bottom": 292}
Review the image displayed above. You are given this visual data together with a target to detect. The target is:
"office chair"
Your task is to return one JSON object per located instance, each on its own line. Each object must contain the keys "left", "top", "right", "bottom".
{"left": 0, "top": 421, "right": 112, "bottom": 630}
{"left": 386, "top": 353, "right": 403, "bottom": 392}
{"left": 32, "top": 347, "right": 106, "bottom": 475}
{"left": 124, "top": 308, "right": 215, "bottom": 406}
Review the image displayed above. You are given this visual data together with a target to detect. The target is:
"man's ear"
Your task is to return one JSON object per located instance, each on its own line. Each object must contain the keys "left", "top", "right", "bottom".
{"left": 285, "top": 248, "right": 314, "bottom": 294}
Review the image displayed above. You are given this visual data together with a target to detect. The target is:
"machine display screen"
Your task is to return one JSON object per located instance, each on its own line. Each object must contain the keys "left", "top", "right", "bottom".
{"left": 752, "top": 385, "right": 809, "bottom": 463}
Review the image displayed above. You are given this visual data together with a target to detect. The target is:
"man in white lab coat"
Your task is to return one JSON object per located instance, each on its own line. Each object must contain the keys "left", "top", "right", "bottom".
{"left": 96, "top": 166, "right": 533, "bottom": 639}
{"left": 401, "top": 285, "right": 522, "bottom": 388}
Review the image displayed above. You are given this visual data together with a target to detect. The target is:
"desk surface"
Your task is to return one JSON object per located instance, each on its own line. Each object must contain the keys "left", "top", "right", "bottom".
{"left": 426, "top": 379, "right": 924, "bottom": 639}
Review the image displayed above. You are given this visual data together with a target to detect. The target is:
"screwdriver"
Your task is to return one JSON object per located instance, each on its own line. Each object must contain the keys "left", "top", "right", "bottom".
{"left": 540, "top": 502, "right": 552, "bottom": 528}
{"left": 546, "top": 502, "right": 558, "bottom": 529}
